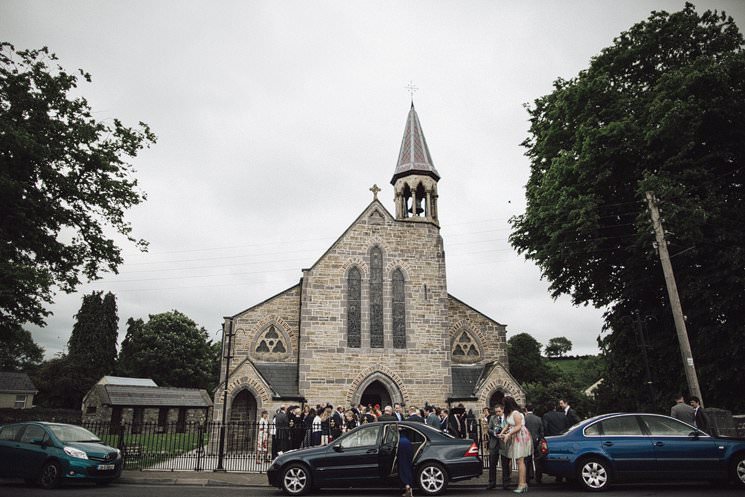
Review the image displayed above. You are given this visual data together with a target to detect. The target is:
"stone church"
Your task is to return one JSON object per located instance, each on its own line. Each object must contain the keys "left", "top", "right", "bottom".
{"left": 215, "top": 104, "right": 524, "bottom": 426}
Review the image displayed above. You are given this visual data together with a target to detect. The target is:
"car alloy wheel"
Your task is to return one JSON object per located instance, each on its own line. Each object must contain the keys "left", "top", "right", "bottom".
{"left": 733, "top": 454, "right": 745, "bottom": 487}
{"left": 579, "top": 458, "right": 609, "bottom": 491}
{"left": 39, "top": 461, "right": 62, "bottom": 489}
{"left": 418, "top": 462, "right": 447, "bottom": 496}
{"left": 281, "top": 463, "right": 310, "bottom": 496}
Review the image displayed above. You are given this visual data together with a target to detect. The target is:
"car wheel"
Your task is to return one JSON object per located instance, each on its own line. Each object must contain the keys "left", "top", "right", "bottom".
{"left": 577, "top": 457, "right": 610, "bottom": 492}
{"left": 38, "top": 461, "right": 62, "bottom": 489}
{"left": 417, "top": 462, "right": 448, "bottom": 496}
{"left": 732, "top": 453, "right": 745, "bottom": 488}
{"left": 281, "top": 463, "right": 311, "bottom": 496}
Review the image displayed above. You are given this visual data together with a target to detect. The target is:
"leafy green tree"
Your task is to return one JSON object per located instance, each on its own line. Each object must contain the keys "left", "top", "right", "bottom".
{"left": 509, "top": 4, "right": 745, "bottom": 411}
{"left": 67, "top": 291, "right": 119, "bottom": 383}
{"left": 32, "top": 355, "right": 84, "bottom": 409}
{"left": 0, "top": 324, "right": 44, "bottom": 371}
{"left": 117, "top": 311, "right": 215, "bottom": 390}
{"left": 0, "top": 43, "right": 155, "bottom": 334}
{"left": 545, "top": 337, "right": 573, "bottom": 358}
{"left": 507, "top": 333, "right": 552, "bottom": 384}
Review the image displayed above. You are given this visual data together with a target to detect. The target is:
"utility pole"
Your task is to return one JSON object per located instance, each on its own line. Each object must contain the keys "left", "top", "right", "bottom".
{"left": 645, "top": 191, "right": 703, "bottom": 404}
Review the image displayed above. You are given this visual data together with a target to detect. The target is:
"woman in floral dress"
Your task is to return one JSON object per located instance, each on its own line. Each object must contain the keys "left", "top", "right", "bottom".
{"left": 256, "top": 410, "right": 270, "bottom": 462}
{"left": 500, "top": 397, "right": 532, "bottom": 493}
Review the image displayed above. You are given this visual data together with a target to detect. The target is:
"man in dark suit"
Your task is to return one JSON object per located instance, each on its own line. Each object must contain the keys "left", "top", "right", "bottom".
{"left": 542, "top": 402, "right": 567, "bottom": 483}
{"left": 274, "top": 405, "right": 289, "bottom": 453}
{"left": 559, "top": 399, "right": 580, "bottom": 427}
{"left": 394, "top": 403, "right": 405, "bottom": 421}
{"left": 523, "top": 405, "right": 544, "bottom": 485}
{"left": 406, "top": 406, "right": 424, "bottom": 423}
{"left": 689, "top": 396, "right": 710, "bottom": 434}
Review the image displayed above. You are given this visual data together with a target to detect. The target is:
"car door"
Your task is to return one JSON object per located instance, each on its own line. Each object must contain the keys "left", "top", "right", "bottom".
{"left": 640, "top": 415, "right": 725, "bottom": 480}
{"left": 599, "top": 415, "right": 656, "bottom": 480}
{"left": 378, "top": 423, "right": 400, "bottom": 480}
{"left": 314, "top": 424, "right": 382, "bottom": 485}
{"left": 16, "top": 424, "right": 51, "bottom": 479}
{"left": 0, "top": 424, "right": 24, "bottom": 477}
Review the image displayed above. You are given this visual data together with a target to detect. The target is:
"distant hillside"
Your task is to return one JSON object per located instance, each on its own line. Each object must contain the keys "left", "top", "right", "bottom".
{"left": 547, "top": 355, "right": 604, "bottom": 391}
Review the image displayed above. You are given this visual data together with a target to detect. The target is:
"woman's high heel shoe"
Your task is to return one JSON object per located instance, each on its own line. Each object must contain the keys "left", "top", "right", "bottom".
{"left": 513, "top": 485, "right": 528, "bottom": 493}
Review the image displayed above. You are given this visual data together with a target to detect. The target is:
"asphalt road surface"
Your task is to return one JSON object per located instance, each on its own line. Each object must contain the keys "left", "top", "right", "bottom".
{"left": 1, "top": 481, "right": 744, "bottom": 497}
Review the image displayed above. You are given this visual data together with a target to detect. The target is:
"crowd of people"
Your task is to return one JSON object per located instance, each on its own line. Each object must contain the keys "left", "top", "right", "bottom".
{"left": 254, "top": 397, "right": 582, "bottom": 494}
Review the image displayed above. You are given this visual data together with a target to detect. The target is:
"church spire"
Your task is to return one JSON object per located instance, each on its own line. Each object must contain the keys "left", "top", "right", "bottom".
{"left": 391, "top": 103, "right": 440, "bottom": 185}
{"left": 391, "top": 104, "right": 440, "bottom": 224}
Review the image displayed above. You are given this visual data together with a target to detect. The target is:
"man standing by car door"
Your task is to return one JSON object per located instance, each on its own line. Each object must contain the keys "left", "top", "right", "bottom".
{"left": 524, "top": 404, "right": 544, "bottom": 485}
{"left": 486, "top": 405, "right": 510, "bottom": 490}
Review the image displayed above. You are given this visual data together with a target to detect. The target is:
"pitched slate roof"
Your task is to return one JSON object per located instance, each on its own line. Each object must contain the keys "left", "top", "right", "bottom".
{"left": 253, "top": 363, "right": 300, "bottom": 398}
{"left": 0, "top": 372, "right": 38, "bottom": 393}
{"left": 450, "top": 365, "right": 484, "bottom": 399}
{"left": 391, "top": 103, "right": 440, "bottom": 185}
{"left": 98, "top": 376, "right": 158, "bottom": 387}
{"left": 93, "top": 384, "right": 212, "bottom": 407}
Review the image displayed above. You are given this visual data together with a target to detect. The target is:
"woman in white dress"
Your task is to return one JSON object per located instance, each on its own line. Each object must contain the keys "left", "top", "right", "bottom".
{"left": 500, "top": 396, "right": 532, "bottom": 493}
{"left": 257, "top": 410, "right": 270, "bottom": 462}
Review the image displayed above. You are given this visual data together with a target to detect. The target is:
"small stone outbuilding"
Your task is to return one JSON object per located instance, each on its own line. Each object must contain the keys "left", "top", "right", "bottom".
{"left": 82, "top": 376, "right": 212, "bottom": 433}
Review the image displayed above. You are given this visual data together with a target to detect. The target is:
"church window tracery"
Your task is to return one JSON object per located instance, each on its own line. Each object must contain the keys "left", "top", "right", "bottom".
{"left": 347, "top": 267, "right": 361, "bottom": 348}
{"left": 370, "top": 247, "right": 384, "bottom": 348}
{"left": 451, "top": 329, "right": 481, "bottom": 363}
{"left": 253, "top": 325, "right": 289, "bottom": 361}
{"left": 392, "top": 268, "right": 406, "bottom": 348}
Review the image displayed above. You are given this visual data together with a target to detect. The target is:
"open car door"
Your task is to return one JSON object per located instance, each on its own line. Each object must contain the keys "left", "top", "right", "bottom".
{"left": 378, "top": 423, "right": 400, "bottom": 479}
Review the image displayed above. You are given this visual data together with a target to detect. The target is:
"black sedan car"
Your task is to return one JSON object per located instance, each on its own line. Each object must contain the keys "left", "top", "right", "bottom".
{"left": 267, "top": 421, "right": 482, "bottom": 495}
{"left": 0, "top": 422, "right": 122, "bottom": 488}
{"left": 541, "top": 412, "right": 745, "bottom": 491}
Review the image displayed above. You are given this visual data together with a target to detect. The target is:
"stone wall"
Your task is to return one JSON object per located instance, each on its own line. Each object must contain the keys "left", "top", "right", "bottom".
{"left": 298, "top": 202, "right": 452, "bottom": 408}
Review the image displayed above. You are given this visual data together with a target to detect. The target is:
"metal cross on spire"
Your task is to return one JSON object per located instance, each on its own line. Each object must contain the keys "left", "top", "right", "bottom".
{"left": 405, "top": 81, "right": 418, "bottom": 104}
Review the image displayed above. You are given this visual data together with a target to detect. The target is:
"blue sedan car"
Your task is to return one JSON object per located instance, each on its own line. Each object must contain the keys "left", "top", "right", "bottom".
{"left": 541, "top": 413, "right": 745, "bottom": 491}
{"left": 0, "top": 422, "right": 122, "bottom": 488}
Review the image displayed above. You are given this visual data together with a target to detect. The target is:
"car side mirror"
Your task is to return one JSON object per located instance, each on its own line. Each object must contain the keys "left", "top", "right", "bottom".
{"left": 333, "top": 443, "right": 343, "bottom": 452}
{"left": 689, "top": 430, "right": 701, "bottom": 438}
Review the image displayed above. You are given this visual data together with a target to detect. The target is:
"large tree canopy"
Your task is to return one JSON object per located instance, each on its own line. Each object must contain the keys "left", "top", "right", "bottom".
{"left": 509, "top": 4, "right": 745, "bottom": 411}
{"left": 0, "top": 43, "right": 155, "bottom": 332}
{"left": 116, "top": 311, "right": 215, "bottom": 390}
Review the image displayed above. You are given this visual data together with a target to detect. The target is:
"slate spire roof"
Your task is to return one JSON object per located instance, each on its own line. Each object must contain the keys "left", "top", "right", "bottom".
{"left": 391, "top": 103, "right": 440, "bottom": 185}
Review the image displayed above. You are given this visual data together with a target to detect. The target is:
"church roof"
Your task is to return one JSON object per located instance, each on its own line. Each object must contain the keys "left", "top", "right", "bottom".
{"left": 253, "top": 363, "right": 300, "bottom": 398}
{"left": 450, "top": 365, "right": 484, "bottom": 399}
{"left": 391, "top": 103, "right": 440, "bottom": 185}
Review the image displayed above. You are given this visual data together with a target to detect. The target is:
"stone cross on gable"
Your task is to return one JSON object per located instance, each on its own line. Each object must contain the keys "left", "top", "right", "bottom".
{"left": 370, "top": 184, "right": 381, "bottom": 200}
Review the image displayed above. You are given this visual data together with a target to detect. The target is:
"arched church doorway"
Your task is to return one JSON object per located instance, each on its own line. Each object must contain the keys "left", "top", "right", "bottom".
{"left": 360, "top": 380, "right": 392, "bottom": 409}
{"left": 229, "top": 389, "right": 257, "bottom": 451}
{"left": 489, "top": 390, "right": 505, "bottom": 408}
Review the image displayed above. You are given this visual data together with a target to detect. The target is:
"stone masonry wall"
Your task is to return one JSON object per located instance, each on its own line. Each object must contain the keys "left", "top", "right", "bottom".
{"left": 298, "top": 202, "right": 452, "bottom": 408}
{"left": 447, "top": 296, "right": 509, "bottom": 369}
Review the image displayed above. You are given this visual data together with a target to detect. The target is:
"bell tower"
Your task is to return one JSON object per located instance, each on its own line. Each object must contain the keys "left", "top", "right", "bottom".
{"left": 391, "top": 103, "right": 440, "bottom": 225}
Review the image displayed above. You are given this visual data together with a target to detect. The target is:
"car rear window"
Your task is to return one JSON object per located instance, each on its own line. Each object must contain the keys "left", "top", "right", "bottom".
{"left": 0, "top": 424, "right": 23, "bottom": 441}
{"left": 600, "top": 416, "right": 643, "bottom": 436}
{"left": 20, "top": 425, "right": 47, "bottom": 443}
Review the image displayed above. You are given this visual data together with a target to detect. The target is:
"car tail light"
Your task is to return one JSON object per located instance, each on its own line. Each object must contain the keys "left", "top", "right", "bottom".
{"left": 464, "top": 442, "right": 479, "bottom": 457}
{"left": 540, "top": 438, "right": 548, "bottom": 455}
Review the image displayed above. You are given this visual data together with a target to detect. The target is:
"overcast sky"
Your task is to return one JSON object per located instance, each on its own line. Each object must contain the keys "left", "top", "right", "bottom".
{"left": 3, "top": 0, "right": 744, "bottom": 358}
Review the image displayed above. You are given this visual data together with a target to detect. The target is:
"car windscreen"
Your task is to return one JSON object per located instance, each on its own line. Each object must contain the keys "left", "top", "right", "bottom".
{"left": 49, "top": 425, "right": 101, "bottom": 443}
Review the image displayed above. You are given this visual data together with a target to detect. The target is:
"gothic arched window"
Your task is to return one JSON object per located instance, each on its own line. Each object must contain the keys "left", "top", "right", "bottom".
{"left": 392, "top": 268, "right": 406, "bottom": 348}
{"left": 347, "top": 267, "right": 361, "bottom": 348}
{"left": 451, "top": 329, "right": 481, "bottom": 364}
{"left": 370, "top": 247, "right": 384, "bottom": 348}
{"left": 253, "top": 325, "right": 289, "bottom": 361}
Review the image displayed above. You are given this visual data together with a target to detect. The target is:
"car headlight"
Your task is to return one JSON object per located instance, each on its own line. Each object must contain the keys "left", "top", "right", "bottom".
{"left": 63, "top": 446, "right": 88, "bottom": 459}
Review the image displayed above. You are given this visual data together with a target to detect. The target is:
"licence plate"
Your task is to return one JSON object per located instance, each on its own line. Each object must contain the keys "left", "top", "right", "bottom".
{"left": 97, "top": 464, "right": 115, "bottom": 471}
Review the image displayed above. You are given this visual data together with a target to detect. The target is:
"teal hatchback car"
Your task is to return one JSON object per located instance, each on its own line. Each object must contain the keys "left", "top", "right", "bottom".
{"left": 0, "top": 422, "right": 122, "bottom": 488}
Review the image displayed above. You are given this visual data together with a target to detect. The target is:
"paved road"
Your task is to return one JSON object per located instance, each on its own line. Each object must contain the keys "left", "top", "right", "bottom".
{"left": 1, "top": 481, "right": 744, "bottom": 497}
